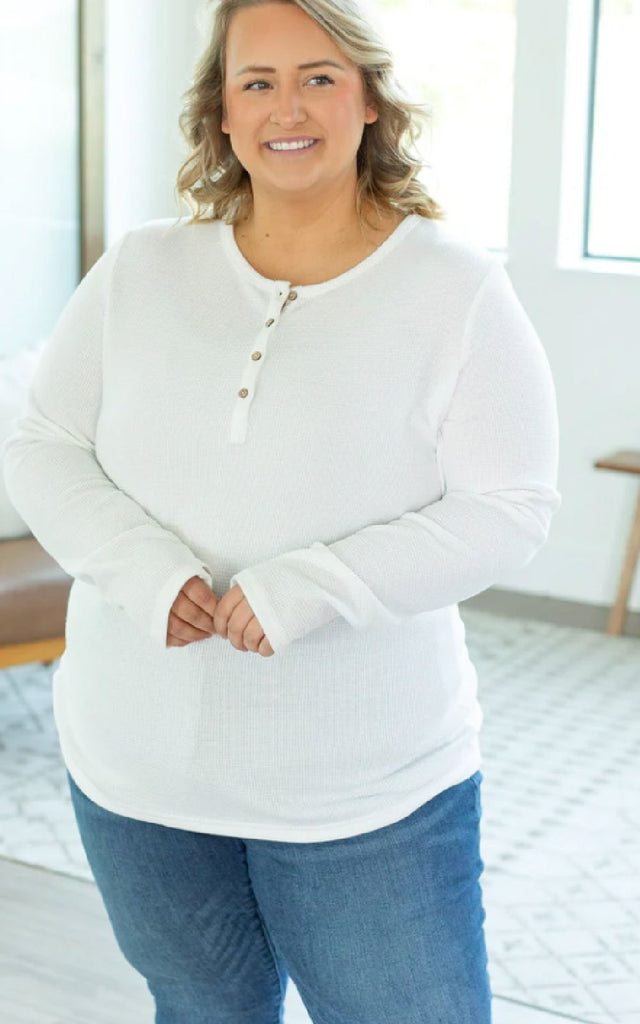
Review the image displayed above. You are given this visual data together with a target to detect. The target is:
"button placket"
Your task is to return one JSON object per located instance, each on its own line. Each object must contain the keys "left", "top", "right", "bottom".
{"left": 229, "top": 284, "right": 291, "bottom": 444}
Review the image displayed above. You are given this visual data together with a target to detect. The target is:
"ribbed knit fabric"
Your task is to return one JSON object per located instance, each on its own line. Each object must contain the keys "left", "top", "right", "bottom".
{"left": 2, "top": 213, "right": 561, "bottom": 841}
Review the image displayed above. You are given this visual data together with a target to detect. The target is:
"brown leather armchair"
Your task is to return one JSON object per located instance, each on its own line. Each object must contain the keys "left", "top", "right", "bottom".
{"left": 0, "top": 536, "right": 72, "bottom": 668}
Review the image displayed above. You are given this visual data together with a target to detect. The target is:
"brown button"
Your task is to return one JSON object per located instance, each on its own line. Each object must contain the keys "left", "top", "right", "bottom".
{"left": 265, "top": 318, "right": 275, "bottom": 327}
{"left": 252, "top": 351, "right": 262, "bottom": 361}
{"left": 238, "top": 388, "right": 249, "bottom": 398}
{"left": 288, "top": 290, "right": 298, "bottom": 302}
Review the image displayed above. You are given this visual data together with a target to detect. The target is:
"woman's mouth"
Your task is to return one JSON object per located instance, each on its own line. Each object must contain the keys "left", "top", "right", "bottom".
{"left": 263, "top": 139, "right": 321, "bottom": 155}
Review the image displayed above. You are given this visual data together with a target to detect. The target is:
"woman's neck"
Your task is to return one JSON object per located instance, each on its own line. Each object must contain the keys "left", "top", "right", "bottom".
{"left": 235, "top": 200, "right": 402, "bottom": 256}
{"left": 232, "top": 202, "right": 406, "bottom": 288}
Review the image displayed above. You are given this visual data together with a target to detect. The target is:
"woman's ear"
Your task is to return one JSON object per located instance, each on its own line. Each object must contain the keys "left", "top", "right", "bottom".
{"left": 363, "top": 80, "right": 378, "bottom": 125}
{"left": 364, "top": 101, "right": 379, "bottom": 126}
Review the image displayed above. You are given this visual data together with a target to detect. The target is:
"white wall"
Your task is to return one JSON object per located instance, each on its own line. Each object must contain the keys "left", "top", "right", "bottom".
{"left": 104, "top": 0, "right": 207, "bottom": 245}
{"left": 500, "top": 0, "right": 640, "bottom": 615}
{"left": 103, "top": 0, "right": 640, "bottom": 616}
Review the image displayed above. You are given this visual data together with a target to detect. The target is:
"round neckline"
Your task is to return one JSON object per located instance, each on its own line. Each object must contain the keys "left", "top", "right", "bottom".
{"left": 220, "top": 213, "right": 422, "bottom": 297}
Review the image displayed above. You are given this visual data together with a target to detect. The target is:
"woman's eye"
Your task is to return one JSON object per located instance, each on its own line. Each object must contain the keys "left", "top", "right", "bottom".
{"left": 243, "top": 75, "right": 334, "bottom": 91}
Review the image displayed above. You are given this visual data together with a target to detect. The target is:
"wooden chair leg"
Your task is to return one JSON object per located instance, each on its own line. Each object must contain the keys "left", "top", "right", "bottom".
{"left": 607, "top": 483, "right": 640, "bottom": 636}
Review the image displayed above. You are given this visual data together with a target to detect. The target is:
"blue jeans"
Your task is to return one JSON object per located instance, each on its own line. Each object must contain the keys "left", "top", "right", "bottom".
{"left": 67, "top": 768, "right": 492, "bottom": 1024}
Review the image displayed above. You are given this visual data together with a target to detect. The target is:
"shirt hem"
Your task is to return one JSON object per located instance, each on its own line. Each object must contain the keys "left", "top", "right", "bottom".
{"left": 61, "top": 747, "right": 482, "bottom": 843}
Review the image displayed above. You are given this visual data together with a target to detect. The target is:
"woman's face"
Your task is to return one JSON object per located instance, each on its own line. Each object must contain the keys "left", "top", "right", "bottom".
{"left": 220, "top": 2, "right": 378, "bottom": 204}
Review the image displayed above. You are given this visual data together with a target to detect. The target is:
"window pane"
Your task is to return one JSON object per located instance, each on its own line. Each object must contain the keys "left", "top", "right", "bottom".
{"left": 370, "top": 0, "right": 516, "bottom": 251}
{"left": 588, "top": 0, "right": 640, "bottom": 259}
{"left": 0, "top": 1, "right": 80, "bottom": 358}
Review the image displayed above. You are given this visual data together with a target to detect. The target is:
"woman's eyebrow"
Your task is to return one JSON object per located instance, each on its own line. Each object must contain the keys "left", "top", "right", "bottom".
{"left": 235, "top": 59, "right": 346, "bottom": 76}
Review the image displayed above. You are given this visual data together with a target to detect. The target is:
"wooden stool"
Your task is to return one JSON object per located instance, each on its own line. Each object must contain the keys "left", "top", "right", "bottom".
{"left": 594, "top": 450, "right": 640, "bottom": 636}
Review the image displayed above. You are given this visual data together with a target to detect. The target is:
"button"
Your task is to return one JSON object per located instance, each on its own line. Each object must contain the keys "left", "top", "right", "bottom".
{"left": 288, "top": 290, "right": 298, "bottom": 302}
{"left": 252, "top": 351, "right": 262, "bottom": 361}
{"left": 238, "top": 388, "right": 249, "bottom": 398}
{"left": 265, "top": 318, "right": 275, "bottom": 327}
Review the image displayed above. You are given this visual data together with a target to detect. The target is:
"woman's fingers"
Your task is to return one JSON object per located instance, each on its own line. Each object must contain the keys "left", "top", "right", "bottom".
{"left": 181, "top": 576, "right": 219, "bottom": 618}
{"left": 165, "top": 577, "right": 273, "bottom": 656}
{"left": 173, "top": 592, "right": 216, "bottom": 634}
{"left": 166, "top": 633, "right": 189, "bottom": 647}
{"left": 166, "top": 576, "right": 219, "bottom": 647}
{"left": 167, "top": 612, "right": 213, "bottom": 644}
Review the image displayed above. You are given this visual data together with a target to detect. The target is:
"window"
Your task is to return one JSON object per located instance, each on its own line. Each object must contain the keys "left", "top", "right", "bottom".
{"left": 586, "top": 0, "right": 640, "bottom": 260}
{"left": 0, "top": 1, "right": 80, "bottom": 358}
{"left": 370, "top": 0, "right": 517, "bottom": 252}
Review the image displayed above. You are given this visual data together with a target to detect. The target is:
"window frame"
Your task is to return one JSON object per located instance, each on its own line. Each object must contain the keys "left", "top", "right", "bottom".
{"left": 543, "top": 0, "right": 640, "bottom": 276}
{"left": 79, "top": 0, "right": 105, "bottom": 276}
{"left": 583, "top": 0, "right": 640, "bottom": 263}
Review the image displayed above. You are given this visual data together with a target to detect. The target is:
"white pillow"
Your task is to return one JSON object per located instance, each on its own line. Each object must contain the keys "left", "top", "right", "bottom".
{"left": 0, "top": 340, "right": 49, "bottom": 540}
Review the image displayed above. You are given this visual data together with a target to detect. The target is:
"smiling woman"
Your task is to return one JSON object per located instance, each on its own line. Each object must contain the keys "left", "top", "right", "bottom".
{"left": 176, "top": 0, "right": 444, "bottom": 239}
{"left": 2, "top": 0, "right": 561, "bottom": 1021}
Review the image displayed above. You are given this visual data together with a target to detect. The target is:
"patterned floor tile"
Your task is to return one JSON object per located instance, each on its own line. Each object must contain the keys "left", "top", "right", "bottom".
{"left": 573, "top": 904, "right": 640, "bottom": 930}
{"left": 569, "top": 956, "right": 636, "bottom": 985}
{"left": 527, "top": 929, "right": 608, "bottom": 957}
{"left": 587, "top": 984, "right": 640, "bottom": 1014}
{"left": 508, "top": 957, "right": 584, "bottom": 989}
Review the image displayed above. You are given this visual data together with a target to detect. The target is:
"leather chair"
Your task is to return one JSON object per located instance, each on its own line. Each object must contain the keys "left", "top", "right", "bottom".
{"left": 0, "top": 536, "right": 71, "bottom": 668}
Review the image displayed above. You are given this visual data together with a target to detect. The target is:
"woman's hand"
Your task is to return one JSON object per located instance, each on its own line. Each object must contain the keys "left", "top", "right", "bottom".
{"left": 213, "top": 584, "right": 275, "bottom": 657}
{"left": 167, "top": 576, "right": 274, "bottom": 657}
{"left": 167, "top": 576, "right": 218, "bottom": 647}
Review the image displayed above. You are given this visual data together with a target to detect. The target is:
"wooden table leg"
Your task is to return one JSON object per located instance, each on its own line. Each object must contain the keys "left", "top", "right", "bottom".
{"left": 607, "top": 482, "right": 640, "bottom": 636}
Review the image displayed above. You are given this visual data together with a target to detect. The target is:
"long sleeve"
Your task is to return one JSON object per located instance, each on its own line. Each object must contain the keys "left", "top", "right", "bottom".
{"left": 230, "top": 262, "right": 561, "bottom": 653}
{"left": 1, "top": 234, "right": 214, "bottom": 648}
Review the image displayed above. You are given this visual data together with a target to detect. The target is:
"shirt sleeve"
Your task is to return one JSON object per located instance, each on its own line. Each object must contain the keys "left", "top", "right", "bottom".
{"left": 1, "top": 233, "right": 215, "bottom": 648}
{"left": 230, "top": 262, "right": 562, "bottom": 653}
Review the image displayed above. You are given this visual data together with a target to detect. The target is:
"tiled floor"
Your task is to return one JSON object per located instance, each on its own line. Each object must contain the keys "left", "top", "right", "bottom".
{"left": 0, "top": 607, "right": 639, "bottom": 1023}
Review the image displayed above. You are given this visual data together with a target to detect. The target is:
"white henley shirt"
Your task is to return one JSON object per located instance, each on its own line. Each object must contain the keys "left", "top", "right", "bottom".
{"left": 2, "top": 212, "right": 561, "bottom": 841}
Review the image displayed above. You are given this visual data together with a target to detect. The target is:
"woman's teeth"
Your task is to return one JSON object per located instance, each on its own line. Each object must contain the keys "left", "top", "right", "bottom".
{"left": 267, "top": 140, "right": 318, "bottom": 151}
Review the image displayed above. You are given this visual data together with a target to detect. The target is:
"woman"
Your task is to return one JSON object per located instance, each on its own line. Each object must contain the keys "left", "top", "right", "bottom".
{"left": 2, "top": 0, "right": 561, "bottom": 1021}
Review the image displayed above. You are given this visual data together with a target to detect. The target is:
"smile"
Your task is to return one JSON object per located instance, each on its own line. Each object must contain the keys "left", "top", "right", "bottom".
{"left": 265, "top": 139, "right": 320, "bottom": 152}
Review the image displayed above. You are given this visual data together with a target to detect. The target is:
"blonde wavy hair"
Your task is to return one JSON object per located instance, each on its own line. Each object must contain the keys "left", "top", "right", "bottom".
{"left": 175, "top": 0, "right": 445, "bottom": 228}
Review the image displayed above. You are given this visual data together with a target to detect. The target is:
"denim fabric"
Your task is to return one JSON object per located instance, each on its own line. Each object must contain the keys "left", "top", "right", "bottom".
{"left": 67, "top": 769, "right": 492, "bottom": 1023}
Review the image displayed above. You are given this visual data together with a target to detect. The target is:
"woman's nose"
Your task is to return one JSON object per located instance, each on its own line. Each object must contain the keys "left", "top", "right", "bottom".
{"left": 270, "top": 87, "right": 307, "bottom": 126}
